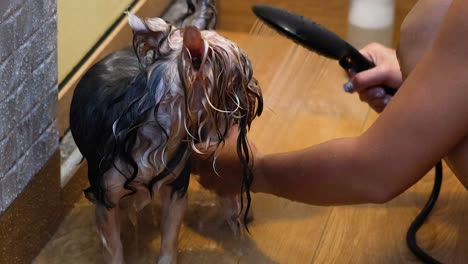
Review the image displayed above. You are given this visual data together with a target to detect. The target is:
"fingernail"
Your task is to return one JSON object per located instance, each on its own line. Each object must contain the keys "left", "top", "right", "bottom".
{"left": 343, "top": 82, "right": 353, "bottom": 92}
{"left": 374, "top": 90, "right": 385, "bottom": 98}
{"left": 383, "top": 95, "right": 391, "bottom": 105}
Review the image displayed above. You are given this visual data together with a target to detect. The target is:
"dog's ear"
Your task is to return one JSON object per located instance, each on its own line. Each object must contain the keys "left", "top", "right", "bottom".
{"left": 183, "top": 26, "right": 205, "bottom": 70}
{"left": 127, "top": 13, "right": 170, "bottom": 64}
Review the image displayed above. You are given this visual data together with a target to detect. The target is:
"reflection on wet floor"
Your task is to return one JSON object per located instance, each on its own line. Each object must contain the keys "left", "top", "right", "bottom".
{"left": 33, "top": 181, "right": 282, "bottom": 264}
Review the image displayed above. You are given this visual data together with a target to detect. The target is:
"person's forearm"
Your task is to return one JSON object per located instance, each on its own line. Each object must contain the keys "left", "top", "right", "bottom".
{"left": 252, "top": 137, "right": 388, "bottom": 205}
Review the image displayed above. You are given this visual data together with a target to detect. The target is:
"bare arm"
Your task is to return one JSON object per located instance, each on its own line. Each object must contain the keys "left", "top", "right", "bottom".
{"left": 254, "top": 0, "right": 468, "bottom": 204}
{"left": 194, "top": 0, "right": 468, "bottom": 205}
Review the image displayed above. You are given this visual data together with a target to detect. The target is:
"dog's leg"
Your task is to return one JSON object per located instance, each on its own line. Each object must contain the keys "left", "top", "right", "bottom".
{"left": 95, "top": 171, "right": 129, "bottom": 264}
{"left": 219, "top": 195, "right": 243, "bottom": 237}
{"left": 96, "top": 203, "right": 124, "bottom": 264}
{"left": 118, "top": 184, "right": 152, "bottom": 259}
{"left": 157, "top": 184, "right": 188, "bottom": 264}
{"left": 219, "top": 195, "right": 254, "bottom": 238}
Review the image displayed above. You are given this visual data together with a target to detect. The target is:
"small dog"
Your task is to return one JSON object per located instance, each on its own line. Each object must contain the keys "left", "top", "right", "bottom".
{"left": 70, "top": 13, "right": 262, "bottom": 264}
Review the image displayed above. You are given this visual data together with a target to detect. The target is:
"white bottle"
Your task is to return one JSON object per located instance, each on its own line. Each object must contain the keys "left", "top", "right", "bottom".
{"left": 347, "top": 0, "right": 395, "bottom": 48}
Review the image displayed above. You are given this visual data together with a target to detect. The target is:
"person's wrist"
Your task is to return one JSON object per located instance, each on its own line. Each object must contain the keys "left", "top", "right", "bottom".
{"left": 251, "top": 153, "right": 266, "bottom": 193}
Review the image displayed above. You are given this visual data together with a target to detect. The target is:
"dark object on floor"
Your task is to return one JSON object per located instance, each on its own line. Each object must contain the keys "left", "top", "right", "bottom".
{"left": 406, "top": 161, "right": 443, "bottom": 264}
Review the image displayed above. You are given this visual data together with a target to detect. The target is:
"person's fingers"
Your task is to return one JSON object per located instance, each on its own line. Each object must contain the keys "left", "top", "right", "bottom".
{"left": 226, "top": 124, "right": 240, "bottom": 139}
{"left": 351, "top": 65, "right": 396, "bottom": 92}
{"left": 197, "top": 173, "right": 212, "bottom": 189}
{"left": 192, "top": 124, "right": 239, "bottom": 159}
{"left": 191, "top": 124, "right": 259, "bottom": 197}
{"left": 368, "top": 95, "right": 392, "bottom": 113}
{"left": 344, "top": 43, "right": 402, "bottom": 95}
{"left": 343, "top": 67, "right": 384, "bottom": 93}
{"left": 358, "top": 87, "right": 386, "bottom": 103}
{"left": 358, "top": 42, "right": 385, "bottom": 62}
{"left": 197, "top": 172, "right": 235, "bottom": 196}
{"left": 355, "top": 86, "right": 392, "bottom": 112}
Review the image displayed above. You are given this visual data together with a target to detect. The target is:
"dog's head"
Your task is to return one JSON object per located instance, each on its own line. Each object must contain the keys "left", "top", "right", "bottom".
{"left": 127, "top": 13, "right": 263, "bottom": 154}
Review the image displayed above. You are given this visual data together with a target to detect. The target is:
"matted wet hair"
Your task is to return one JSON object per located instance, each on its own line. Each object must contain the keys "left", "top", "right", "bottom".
{"left": 70, "top": 13, "right": 262, "bottom": 224}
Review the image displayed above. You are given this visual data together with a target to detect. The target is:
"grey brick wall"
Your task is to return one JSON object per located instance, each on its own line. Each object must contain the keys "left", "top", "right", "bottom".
{"left": 0, "top": 0, "right": 58, "bottom": 213}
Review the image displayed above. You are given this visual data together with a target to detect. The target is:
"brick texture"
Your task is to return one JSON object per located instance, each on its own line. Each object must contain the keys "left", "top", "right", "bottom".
{"left": 0, "top": 0, "right": 58, "bottom": 214}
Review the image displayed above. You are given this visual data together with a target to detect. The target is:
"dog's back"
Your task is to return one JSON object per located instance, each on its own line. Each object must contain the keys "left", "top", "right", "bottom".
{"left": 70, "top": 48, "right": 139, "bottom": 158}
{"left": 70, "top": 48, "right": 147, "bottom": 204}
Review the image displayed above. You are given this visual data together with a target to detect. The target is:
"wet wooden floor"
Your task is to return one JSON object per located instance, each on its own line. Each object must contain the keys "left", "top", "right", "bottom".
{"left": 35, "top": 1, "right": 468, "bottom": 263}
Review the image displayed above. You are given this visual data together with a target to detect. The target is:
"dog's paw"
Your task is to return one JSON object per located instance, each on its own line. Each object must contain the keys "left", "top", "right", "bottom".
{"left": 158, "top": 254, "right": 177, "bottom": 264}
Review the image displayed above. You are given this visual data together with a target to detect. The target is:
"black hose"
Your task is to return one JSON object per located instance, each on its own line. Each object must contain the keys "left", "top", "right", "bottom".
{"left": 406, "top": 161, "right": 443, "bottom": 264}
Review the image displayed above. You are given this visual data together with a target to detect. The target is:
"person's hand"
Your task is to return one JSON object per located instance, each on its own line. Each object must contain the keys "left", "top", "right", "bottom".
{"left": 343, "top": 42, "right": 403, "bottom": 113}
{"left": 191, "top": 125, "right": 262, "bottom": 196}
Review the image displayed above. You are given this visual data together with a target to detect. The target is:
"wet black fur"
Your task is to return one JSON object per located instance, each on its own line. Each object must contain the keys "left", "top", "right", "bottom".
{"left": 70, "top": 48, "right": 190, "bottom": 207}
{"left": 70, "top": 32, "right": 263, "bottom": 226}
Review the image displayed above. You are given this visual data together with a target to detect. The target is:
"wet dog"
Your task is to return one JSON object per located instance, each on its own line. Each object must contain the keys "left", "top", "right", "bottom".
{"left": 70, "top": 13, "right": 262, "bottom": 264}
